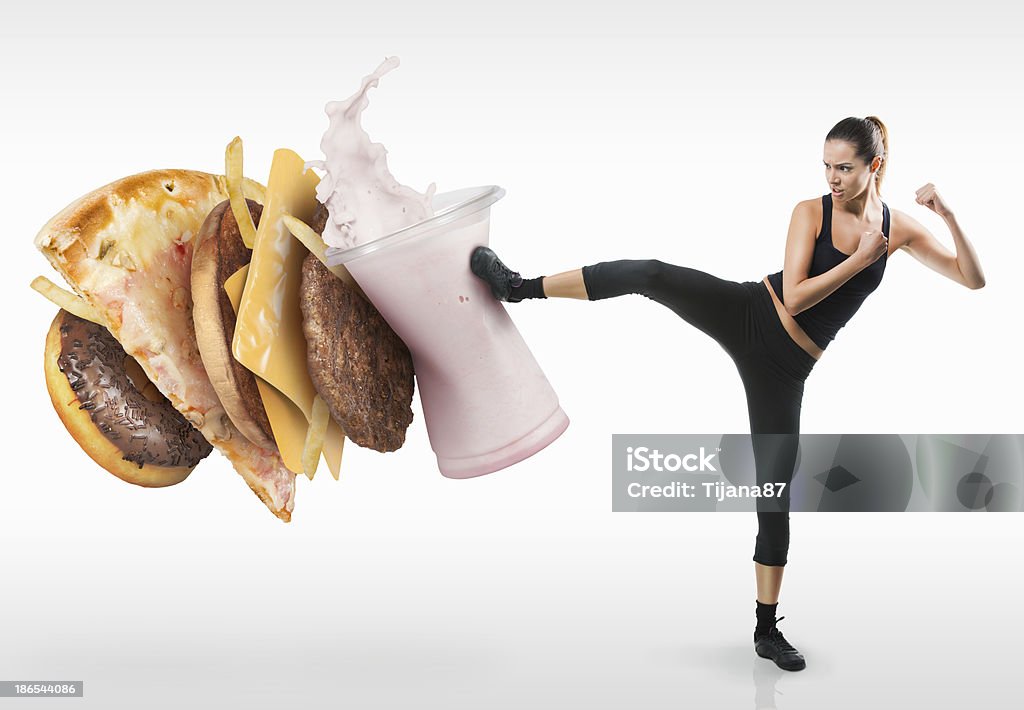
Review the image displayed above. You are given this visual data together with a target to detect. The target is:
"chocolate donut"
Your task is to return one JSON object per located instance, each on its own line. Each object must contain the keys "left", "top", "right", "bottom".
{"left": 44, "top": 309, "right": 212, "bottom": 487}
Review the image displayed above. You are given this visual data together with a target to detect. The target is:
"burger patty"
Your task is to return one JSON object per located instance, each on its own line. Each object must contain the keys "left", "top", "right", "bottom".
{"left": 299, "top": 246, "right": 415, "bottom": 453}
{"left": 309, "top": 201, "right": 330, "bottom": 236}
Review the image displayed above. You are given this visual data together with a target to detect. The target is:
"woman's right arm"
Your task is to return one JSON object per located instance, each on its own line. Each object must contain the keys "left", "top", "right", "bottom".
{"left": 780, "top": 201, "right": 886, "bottom": 316}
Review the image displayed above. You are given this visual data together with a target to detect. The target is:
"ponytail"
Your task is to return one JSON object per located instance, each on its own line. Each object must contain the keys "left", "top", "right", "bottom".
{"left": 865, "top": 116, "right": 889, "bottom": 195}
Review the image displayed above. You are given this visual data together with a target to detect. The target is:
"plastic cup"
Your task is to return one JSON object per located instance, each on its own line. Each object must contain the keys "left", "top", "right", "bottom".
{"left": 325, "top": 186, "right": 569, "bottom": 477}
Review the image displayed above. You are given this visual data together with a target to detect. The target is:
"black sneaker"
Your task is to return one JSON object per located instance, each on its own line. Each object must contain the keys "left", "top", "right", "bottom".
{"left": 754, "top": 617, "right": 806, "bottom": 671}
{"left": 470, "top": 246, "right": 523, "bottom": 302}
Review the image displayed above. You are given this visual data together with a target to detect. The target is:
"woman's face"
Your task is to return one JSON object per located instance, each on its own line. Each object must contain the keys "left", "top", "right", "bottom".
{"left": 823, "top": 140, "right": 878, "bottom": 203}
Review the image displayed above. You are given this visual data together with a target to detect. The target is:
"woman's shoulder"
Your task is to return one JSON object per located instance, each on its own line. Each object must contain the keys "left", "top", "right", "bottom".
{"left": 789, "top": 196, "right": 825, "bottom": 222}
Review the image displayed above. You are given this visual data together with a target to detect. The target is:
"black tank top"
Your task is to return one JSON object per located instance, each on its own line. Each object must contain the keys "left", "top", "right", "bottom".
{"left": 767, "top": 194, "right": 889, "bottom": 349}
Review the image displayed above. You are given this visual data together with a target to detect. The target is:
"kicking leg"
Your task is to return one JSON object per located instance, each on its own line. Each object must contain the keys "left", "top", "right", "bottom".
{"left": 470, "top": 249, "right": 752, "bottom": 355}
{"left": 581, "top": 259, "right": 752, "bottom": 354}
{"left": 542, "top": 269, "right": 587, "bottom": 299}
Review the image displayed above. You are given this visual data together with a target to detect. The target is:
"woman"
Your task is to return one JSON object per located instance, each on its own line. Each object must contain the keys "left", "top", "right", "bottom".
{"left": 469, "top": 116, "right": 986, "bottom": 672}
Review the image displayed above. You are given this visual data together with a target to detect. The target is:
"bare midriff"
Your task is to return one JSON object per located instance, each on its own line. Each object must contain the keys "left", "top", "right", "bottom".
{"left": 760, "top": 277, "right": 823, "bottom": 361}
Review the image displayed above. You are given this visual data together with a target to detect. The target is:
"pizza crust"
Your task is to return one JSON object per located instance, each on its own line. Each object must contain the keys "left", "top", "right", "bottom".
{"left": 35, "top": 170, "right": 228, "bottom": 327}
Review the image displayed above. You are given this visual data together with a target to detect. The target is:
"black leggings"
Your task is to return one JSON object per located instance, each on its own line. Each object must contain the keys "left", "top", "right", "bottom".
{"left": 581, "top": 260, "right": 817, "bottom": 566}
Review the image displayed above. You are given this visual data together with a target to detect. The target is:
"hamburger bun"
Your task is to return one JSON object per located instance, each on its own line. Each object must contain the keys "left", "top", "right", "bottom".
{"left": 191, "top": 198, "right": 276, "bottom": 450}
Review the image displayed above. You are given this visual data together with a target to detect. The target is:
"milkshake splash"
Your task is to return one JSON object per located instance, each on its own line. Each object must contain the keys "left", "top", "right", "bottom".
{"left": 307, "top": 56, "right": 436, "bottom": 250}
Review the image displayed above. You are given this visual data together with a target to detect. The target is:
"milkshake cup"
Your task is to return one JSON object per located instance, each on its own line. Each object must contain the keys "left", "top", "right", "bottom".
{"left": 325, "top": 186, "right": 569, "bottom": 477}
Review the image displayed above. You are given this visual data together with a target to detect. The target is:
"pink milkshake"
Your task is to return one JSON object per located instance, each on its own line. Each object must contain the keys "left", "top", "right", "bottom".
{"left": 312, "top": 58, "right": 568, "bottom": 476}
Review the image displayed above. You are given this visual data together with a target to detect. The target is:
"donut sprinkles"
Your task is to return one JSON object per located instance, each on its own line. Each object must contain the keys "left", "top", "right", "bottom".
{"left": 56, "top": 311, "right": 212, "bottom": 469}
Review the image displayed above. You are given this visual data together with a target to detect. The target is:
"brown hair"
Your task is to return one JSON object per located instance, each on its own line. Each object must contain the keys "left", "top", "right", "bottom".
{"left": 826, "top": 116, "right": 889, "bottom": 195}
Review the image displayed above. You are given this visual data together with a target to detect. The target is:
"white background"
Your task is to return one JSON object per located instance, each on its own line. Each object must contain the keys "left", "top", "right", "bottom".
{"left": 2, "top": 2, "right": 1022, "bottom": 708}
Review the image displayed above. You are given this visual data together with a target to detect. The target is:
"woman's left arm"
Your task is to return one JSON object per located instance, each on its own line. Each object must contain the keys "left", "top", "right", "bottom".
{"left": 895, "top": 183, "right": 986, "bottom": 289}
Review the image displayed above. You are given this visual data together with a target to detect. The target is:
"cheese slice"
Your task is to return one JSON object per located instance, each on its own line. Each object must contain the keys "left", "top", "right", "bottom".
{"left": 223, "top": 266, "right": 343, "bottom": 479}
{"left": 226, "top": 152, "right": 346, "bottom": 478}
{"left": 224, "top": 264, "right": 344, "bottom": 479}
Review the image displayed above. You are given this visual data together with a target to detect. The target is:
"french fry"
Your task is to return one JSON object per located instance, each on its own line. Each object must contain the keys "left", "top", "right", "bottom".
{"left": 30, "top": 276, "right": 104, "bottom": 325}
{"left": 225, "top": 136, "right": 259, "bottom": 249}
{"left": 242, "top": 178, "right": 265, "bottom": 204}
{"left": 326, "top": 433, "right": 344, "bottom": 481}
{"left": 282, "top": 213, "right": 367, "bottom": 299}
{"left": 301, "top": 395, "right": 330, "bottom": 481}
